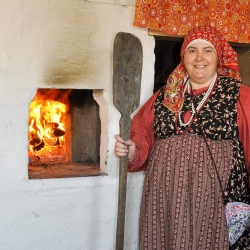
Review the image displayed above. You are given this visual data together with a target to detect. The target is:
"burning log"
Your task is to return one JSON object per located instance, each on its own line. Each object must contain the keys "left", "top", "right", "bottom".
{"left": 29, "top": 133, "right": 45, "bottom": 151}
{"left": 46, "top": 122, "right": 65, "bottom": 137}
{"left": 54, "top": 128, "right": 65, "bottom": 137}
{"left": 29, "top": 136, "right": 42, "bottom": 146}
{"left": 33, "top": 140, "right": 45, "bottom": 151}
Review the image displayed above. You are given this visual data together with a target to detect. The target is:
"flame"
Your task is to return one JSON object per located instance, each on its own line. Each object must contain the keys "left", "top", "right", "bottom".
{"left": 28, "top": 89, "right": 71, "bottom": 162}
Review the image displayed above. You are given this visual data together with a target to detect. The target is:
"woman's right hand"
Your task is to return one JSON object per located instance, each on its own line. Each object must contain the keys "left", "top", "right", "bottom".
{"left": 114, "top": 134, "right": 136, "bottom": 162}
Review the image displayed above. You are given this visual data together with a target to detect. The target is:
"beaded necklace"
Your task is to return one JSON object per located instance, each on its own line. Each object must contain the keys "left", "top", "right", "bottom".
{"left": 176, "top": 73, "right": 217, "bottom": 133}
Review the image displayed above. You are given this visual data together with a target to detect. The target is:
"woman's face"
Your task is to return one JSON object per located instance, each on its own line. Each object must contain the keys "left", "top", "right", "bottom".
{"left": 183, "top": 42, "right": 218, "bottom": 88}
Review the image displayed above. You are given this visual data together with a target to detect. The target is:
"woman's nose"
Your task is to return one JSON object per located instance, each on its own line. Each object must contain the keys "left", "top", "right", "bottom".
{"left": 195, "top": 52, "right": 203, "bottom": 61}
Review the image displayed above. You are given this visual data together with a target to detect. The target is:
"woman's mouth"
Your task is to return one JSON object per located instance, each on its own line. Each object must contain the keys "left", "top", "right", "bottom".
{"left": 195, "top": 65, "right": 206, "bottom": 68}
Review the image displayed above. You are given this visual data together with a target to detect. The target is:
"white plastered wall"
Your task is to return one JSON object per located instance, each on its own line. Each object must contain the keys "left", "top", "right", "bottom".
{"left": 0, "top": 0, "right": 155, "bottom": 249}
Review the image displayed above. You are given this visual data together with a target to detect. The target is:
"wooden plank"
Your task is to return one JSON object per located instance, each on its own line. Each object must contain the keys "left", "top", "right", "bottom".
{"left": 149, "top": 28, "right": 250, "bottom": 48}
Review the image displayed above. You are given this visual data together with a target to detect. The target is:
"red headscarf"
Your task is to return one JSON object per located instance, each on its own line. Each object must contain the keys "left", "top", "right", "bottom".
{"left": 163, "top": 26, "right": 241, "bottom": 113}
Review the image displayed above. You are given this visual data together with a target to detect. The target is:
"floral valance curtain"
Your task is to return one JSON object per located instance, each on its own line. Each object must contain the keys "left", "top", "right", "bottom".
{"left": 133, "top": 0, "right": 250, "bottom": 43}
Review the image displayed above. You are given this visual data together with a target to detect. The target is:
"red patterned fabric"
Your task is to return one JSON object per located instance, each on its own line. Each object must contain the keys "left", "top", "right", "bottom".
{"left": 133, "top": 0, "right": 250, "bottom": 43}
{"left": 163, "top": 26, "right": 241, "bottom": 113}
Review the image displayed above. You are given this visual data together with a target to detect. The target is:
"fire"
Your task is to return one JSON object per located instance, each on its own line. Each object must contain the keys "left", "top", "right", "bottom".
{"left": 28, "top": 89, "right": 71, "bottom": 163}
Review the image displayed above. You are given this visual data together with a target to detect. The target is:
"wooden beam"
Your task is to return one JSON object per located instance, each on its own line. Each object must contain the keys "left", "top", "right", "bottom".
{"left": 149, "top": 29, "right": 183, "bottom": 42}
{"left": 148, "top": 28, "right": 250, "bottom": 49}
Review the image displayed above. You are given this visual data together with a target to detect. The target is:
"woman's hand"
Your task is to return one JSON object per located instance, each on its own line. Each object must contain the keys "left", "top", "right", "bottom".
{"left": 114, "top": 134, "right": 136, "bottom": 162}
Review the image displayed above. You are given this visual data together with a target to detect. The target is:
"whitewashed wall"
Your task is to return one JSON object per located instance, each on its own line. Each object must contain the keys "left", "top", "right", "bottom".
{"left": 0, "top": 0, "right": 155, "bottom": 249}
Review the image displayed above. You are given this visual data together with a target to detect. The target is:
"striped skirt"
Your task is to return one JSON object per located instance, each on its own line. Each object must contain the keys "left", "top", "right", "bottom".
{"left": 139, "top": 134, "right": 233, "bottom": 250}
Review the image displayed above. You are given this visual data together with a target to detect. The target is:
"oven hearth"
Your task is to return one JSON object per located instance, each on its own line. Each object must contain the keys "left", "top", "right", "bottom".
{"left": 28, "top": 88, "right": 101, "bottom": 179}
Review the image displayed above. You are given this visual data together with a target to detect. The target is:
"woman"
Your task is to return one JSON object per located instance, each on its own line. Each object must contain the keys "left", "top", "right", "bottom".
{"left": 114, "top": 26, "right": 250, "bottom": 249}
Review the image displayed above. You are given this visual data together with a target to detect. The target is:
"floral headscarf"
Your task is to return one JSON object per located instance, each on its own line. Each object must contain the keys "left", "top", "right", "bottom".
{"left": 163, "top": 26, "right": 241, "bottom": 113}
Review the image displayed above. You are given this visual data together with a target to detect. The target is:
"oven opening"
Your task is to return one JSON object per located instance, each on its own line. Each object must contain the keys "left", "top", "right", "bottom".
{"left": 28, "top": 88, "right": 102, "bottom": 179}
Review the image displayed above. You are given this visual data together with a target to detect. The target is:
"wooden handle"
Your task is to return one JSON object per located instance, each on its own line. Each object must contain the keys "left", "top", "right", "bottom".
{"left": 116, "top": 157, "right": 128, "bottom": 250}
{"left": 116, "top": 114, "right": 131, "bottom": 250}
